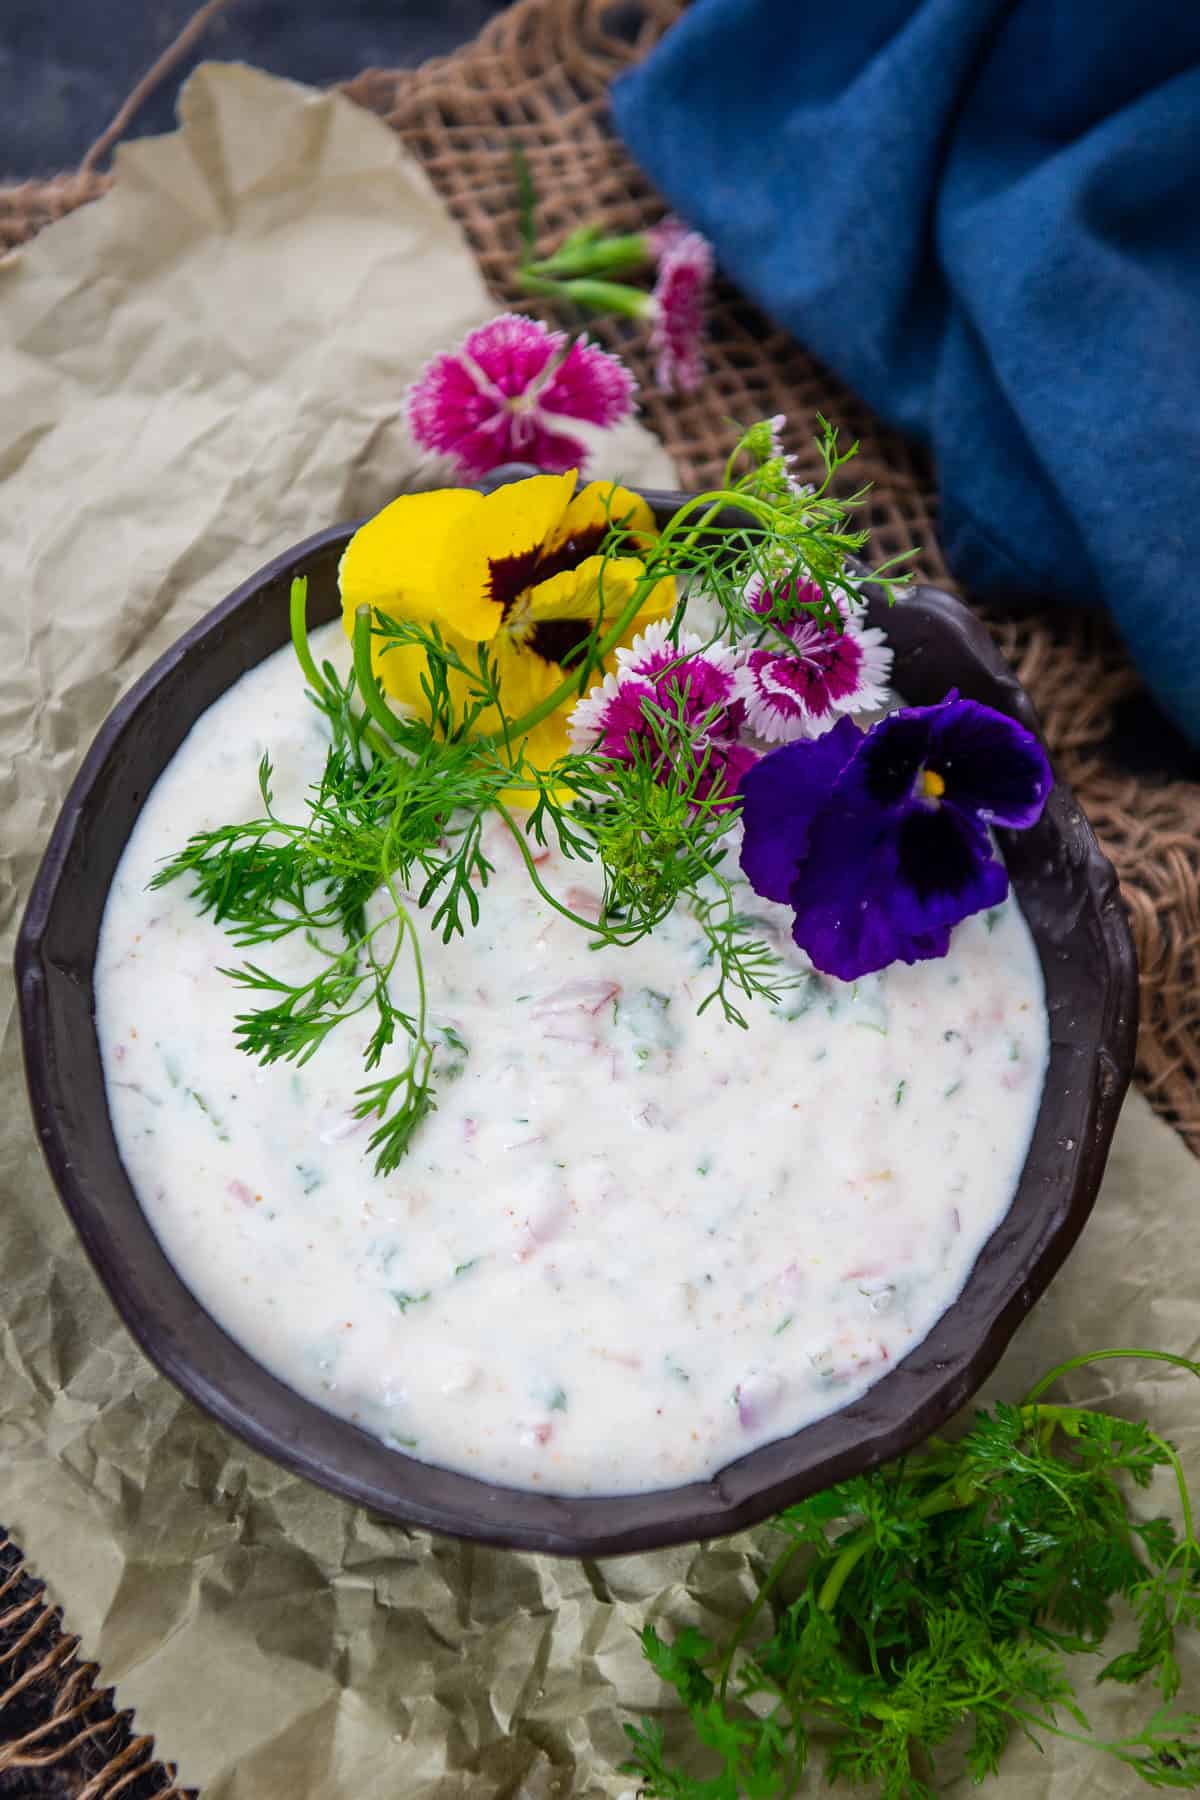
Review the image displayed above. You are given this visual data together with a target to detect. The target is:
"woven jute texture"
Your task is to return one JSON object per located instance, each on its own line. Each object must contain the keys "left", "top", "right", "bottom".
{"left": 351, "top": 0, "right": 1200, "bottom": 1156}
{"left": 0, "top": 1534, "right": 187, "bottom": 1798}
{"left": 1, "top": 1, "right": 1198, "bottom": 1792}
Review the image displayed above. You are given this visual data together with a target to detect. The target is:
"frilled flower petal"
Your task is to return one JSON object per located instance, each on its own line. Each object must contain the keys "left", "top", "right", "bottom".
{"left": 435, "top": 471, "right": 577, "bottom": 641}
{"left": 433, "top": 411, "right": 586, "bottom": 479}
{"left": 569, "top": 672, "right": 655, "bottom": 758}
{"left": 924, "top": 698, "right": 1053, "bottom": 827}
{"left": 539, "top": 339, "right": 638, "bottom": 428}
{"left": 503, "top": 418, "right": 591, "bottom": 477}
{"left": 464, "top": 313, "right": 564, "bottom": 394}
{"left": 646, "top": 215, "right": 689, "bottom": 259}
{"left": 405, "top": 315, "right": 636, "bottom": 478}
{"left": 405, "top": 355, "right": 499, "bottom": 464}
{"left": 650, "top": 231, "right": 712, "bottom": 393}
{"left": 620, "top": 620, "right": 738, "bottom": 707}
{"left": 734, "top": 617, "right": 893, "bottom": 743}
{"left": 789, "top": 797, "right": 1008, "bottom": 980}
{"left": 736, "top": 716, "right": 861, "bottom": 903}
{"left": 568, "top": 621, "right": 753, "bottom": 806}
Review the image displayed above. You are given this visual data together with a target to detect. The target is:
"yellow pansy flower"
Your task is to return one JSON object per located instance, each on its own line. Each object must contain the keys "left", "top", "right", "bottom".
{"left": 338, "top": 472, "right": 675, "bottom": 770}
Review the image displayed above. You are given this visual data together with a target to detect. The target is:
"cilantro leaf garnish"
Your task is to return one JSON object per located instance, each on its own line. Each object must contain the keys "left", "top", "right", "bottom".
{"left": 623, "top": 1348, "right": 1200, "bottom": 1797}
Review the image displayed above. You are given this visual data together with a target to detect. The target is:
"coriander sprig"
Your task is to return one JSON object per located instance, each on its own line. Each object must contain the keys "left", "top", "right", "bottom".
{"left": 624, "top": 1348, "right": 1200, "bottom": 1799}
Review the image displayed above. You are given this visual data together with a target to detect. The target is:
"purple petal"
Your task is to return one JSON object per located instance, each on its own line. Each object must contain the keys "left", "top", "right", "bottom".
{"left": 789, "top": 795, "right": 1008, "bottom": 982}
{"left": 737, "top": 716, "right": 861, "bottom": 904}
{"left": 853, "top": 708, "right": 935, "bottom": 809}
{"left": 462, "top": 314, "right": 563, "bottom": 397}
{"left": 926, "top": 698, "right": 1053, "bottom": 828}
{"left": 895, "top": 802, "right": 1001, "bottom": 907}
{"left": 539, "top": 339, "right": 637, "bottom": 428}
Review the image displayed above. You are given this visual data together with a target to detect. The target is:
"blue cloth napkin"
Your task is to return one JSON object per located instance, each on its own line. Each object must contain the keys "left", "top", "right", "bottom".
{"left": 611, "top": 0, "right": 1200, "bottom": 745}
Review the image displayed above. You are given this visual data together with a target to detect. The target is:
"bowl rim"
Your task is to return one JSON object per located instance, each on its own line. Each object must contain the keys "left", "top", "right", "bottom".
{"left": 15, "top": 493, "right": 1139, "bottom": 1555}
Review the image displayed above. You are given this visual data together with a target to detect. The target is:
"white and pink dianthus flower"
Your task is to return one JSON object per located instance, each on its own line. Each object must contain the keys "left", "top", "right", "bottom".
{"left": 569, "top": 621, "right": 756, "bottom": 804}
{"left": 732, "top": 575, "right": 893, "bottom": 745}
{"left": 649, "top": 232, "right": 712, "bottom": 395}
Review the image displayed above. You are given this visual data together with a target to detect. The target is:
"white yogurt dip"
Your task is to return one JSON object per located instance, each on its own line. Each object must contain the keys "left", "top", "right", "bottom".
{"left": 95, "top": 624, "right": 1048, "bottom": 1496}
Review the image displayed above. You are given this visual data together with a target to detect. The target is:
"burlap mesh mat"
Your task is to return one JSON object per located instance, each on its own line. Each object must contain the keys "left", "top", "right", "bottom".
{"left": 342, "top": 0, "right": 1200, "bottom": 1158}
{"left": 1, "top": 0, "right": 1198, "bottom": 1792}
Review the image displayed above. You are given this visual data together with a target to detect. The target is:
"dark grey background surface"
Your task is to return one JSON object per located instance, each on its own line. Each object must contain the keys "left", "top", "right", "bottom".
{"left": 1, "top": 0, "right": 512, "bottom": 178}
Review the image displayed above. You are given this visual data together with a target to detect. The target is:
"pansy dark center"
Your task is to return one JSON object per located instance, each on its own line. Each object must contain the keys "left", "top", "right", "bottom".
{"left": 527, "top": 522, "right": 608, "bottom": 588}
{"left": 486, "top": 546, "right": 545, "bottom": 619}
{"left": 860, "top": 715, "right": 930, "bottom": 806}
{"left": 486, "top": 522, "right": 610, "bottom": 621}
{"left": 526, "top": 617, "right": 594, "bottom": 669}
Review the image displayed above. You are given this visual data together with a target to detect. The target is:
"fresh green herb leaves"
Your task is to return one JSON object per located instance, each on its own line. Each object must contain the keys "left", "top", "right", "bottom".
{"left": 623, "top": 1349, "right": 1200, "bottom": 1798}
{"left": 153, "top": 425, "right": 909, "bottom": 1172}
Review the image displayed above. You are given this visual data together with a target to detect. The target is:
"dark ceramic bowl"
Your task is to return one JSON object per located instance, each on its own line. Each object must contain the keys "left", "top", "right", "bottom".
{"left": 17, "top": 485, "right": 1137, "bottom": 1555}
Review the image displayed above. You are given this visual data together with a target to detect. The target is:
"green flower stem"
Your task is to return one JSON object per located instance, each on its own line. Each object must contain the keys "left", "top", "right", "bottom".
{"left": 1022, "top": 1346, "right": 1200, "bottom": 1407}
{"left": 352, "top": 605, "right": 410, "bottom": 745}
{"left": 815, "top": 1478, "right": 974, "bottom": 1618}
{"left": 716, "top": 1537, "right": 806, "bottom": 1706}
{"left": 495, "top": 804, "right": 643, "bottom": 942}
{"left": 524, "top": 233, "right": 651, "bottom": 280}
{"left": 514, "top": 266, "right": 654, "bottom": 316}
{"left": 292, "top": 577, "right": 387, "bottom": 763}
{"left": 289, "top": 576, "right": 333, "bottom": 702}
{"left": 388, "top": 873, "right": 431, "bottom": 1074}
{"left": 1023, "top": 1348, "right": 1200, "bottom": 1586}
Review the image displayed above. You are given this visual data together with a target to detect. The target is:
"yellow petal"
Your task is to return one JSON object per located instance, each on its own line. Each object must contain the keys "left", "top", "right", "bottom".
{"left": 518, "top": 710, "right": 573, "bottom": 773}
{"left": 524, "top": 553, "right": 645, "bottom": 625}
{"left": 339, "top": 488, "right": 483, "bottom": 645}
{"left": 435, "top": 471, "right": 577, "bottom": 643}
{"left": 368, "top": 627, "right": 482, "bottom": 716}
{"left": 629, "top": 571, "right": 677, "bottom": 627}
{"left": 547, "top": 480, "right": 657, "bottom": 559}
{"left": 485, "top": 634, "right": 566, "bottom": 734}
{"left": 435, "top": 638, "right": 573, "bottom": 802}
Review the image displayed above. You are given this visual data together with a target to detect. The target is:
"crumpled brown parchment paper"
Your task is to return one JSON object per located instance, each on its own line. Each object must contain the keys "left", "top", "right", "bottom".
{"left": 1, "top": 62, "right": 1196, "bottom": 1800}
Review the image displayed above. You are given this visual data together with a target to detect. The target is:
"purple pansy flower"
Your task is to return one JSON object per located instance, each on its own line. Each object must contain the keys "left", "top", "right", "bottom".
{"left": 649, "top": 231, "right": 712, "bottom": 394}
{"left": 406, "top": 314, "right": 636, "bottom": 477}
{"left": 570, "top": 621, "right": 756, "bottom": 805}
{"left": 732, "top": 574, "right": 893, "bottom": 744}
{"left": 738, "top": 695, "right": 1053, "bottom": 981}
